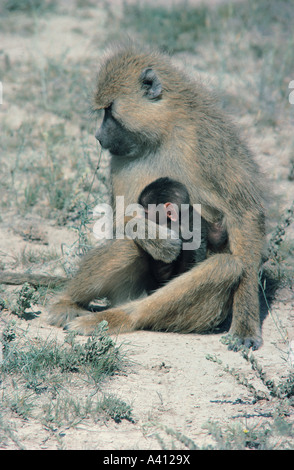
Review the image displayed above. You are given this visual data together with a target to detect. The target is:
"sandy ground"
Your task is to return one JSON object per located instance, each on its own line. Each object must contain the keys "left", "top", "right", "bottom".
{"left": 0, "top": 290, "right": 293, "bottom": 450}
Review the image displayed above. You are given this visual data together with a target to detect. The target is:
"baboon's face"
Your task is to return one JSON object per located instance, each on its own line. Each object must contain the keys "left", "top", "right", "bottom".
{"left": 95, "top": 104, "right": 142, "bottom": 157}
{"left": 94, "top": 64, "right": 164, "bottom": 158}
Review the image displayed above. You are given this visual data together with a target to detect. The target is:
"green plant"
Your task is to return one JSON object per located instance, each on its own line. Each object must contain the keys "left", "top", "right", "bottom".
{"left": 204, "top": 420, "right": 272, "bottom": 450}
{"left": 41, "top": 393, "right": 133, "bottom": 429}
{"left": 98, "top": 394, "right": 134, "bottom": 424}
{"left": 204, "top": 344, "right": 294, "bottom": 449}
{"left": 18, "top": 247, "right": 60, "bottom": 266}
{"left": 289, "top": 157, "right": 294, "bottom": 181}
{"left": 0, "top": 403, "right": 23, "bottom": 449}
{"left": 1, "top": 321, "right": 131, "bottom": 437}
{"left": 0, "top": 297, "right": 8, "bottom": 310}
{"left": 1, "top": 321, "right": 122, "bottom": 384}
{"left": 207, "top": 341, "right": 294, "bottom": 405}
{"left": 3, "top": 0, "right": 55, "bottom": 13}
{"left": 12, "top": 283, "right": 39, "bottom": 317}
{"left": 23, "top": 184, "right": 40, "bottom": 209}
{"left": 266, "top": 201, "right": 294, "bottom": 266}
{"left": 1, "top": 322, "right": 16, "bottom": 345}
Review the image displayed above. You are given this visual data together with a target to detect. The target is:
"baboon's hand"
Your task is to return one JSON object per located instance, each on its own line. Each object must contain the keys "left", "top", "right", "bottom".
{"left": 135, "top": 234, "right": 182, "bottom": 262}
{"left": 131, "top": 218, "right": 182, "bottom": 262}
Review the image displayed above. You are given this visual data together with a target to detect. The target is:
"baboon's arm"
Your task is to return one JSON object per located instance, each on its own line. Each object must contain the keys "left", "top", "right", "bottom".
{"left": 224, "top": 210, "right": 264, "bottom": 349}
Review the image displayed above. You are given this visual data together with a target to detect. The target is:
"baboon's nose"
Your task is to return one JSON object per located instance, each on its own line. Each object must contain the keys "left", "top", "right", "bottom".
{"left": 95, "top": 129, "right": 102, "bottom": 143}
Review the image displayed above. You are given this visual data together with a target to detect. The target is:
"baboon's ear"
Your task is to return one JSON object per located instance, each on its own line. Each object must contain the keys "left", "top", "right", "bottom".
{"left": 165, "top": 202, "right": 179, "bottom": 222}
{"left": 140, "top": 68, "right": 162, "bottom": 100}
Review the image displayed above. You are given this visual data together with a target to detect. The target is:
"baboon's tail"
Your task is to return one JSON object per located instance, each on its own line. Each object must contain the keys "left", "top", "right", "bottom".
{"left": 0, "top": 272, "right": 67, "bottom": 288}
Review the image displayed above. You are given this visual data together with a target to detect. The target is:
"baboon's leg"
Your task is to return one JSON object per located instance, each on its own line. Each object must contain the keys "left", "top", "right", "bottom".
{"left": 66, "top": 253, "right": 243, "bottom": 335}
{"left": 47, "top": 239, "right": 153, "bottom": 327}
{"left": 228, "top": 271, "right": 261, "bottom": 348}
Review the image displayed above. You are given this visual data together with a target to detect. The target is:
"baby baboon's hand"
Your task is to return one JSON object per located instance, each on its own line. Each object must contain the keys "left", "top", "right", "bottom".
{"left": 148, "top": 236, "right": 182, "bottom": 263}
{"left": 132, "top": 218, "right": 182, "bottom": 262}
{"left": 135, "top": 233, "right": 182, "bottom": 262}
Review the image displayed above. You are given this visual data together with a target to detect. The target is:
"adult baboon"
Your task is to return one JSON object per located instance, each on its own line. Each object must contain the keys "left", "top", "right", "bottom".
{"left": 45, "top": 42, "right": 265, "bottom": 349}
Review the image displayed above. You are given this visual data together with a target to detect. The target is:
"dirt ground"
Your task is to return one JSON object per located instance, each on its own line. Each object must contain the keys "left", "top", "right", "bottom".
{"left": 0, "top": 0, "right": 294, "bottom": 450}
{"left": 0, "top": 290, "right": 293, "bottom": 450}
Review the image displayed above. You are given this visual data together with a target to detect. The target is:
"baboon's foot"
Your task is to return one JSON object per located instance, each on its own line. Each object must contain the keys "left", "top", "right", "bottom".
{"left": 47, "top": 297, "right": 89, "bottom": 328}
{"left": 222, "top": 330, "right": 263, "bottom": 351}
{"left": 65, "top": 307, "right": 134, "bottom": 335}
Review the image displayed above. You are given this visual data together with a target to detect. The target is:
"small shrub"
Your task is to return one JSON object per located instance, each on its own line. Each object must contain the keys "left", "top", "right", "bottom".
{"left": 12, "top": 282, "right": 39, "bottom": 317}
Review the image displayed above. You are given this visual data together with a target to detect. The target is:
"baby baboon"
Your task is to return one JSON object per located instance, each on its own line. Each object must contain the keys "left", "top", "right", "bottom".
{"left": 138, "top": 176, "right": 207, "bottom": 287}
{"left": 46, "top": 41, "right": 265, "bottom": 349}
